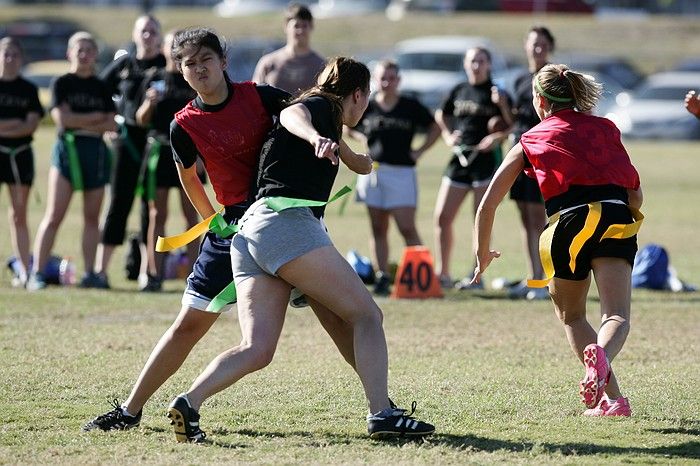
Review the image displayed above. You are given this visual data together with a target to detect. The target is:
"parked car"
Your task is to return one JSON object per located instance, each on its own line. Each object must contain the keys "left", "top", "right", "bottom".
{"left": 555, "top": 53, "right": 644, "bottom": 90}
{"left": 393, "top": 35, "right": 509, "bottom": 111}
{"left": 311, "top": 0, "right": 388, "bottom": 18}
{"left": 605, "top": 72, "right": 700, "bottom": 140}
{"left": 214, "top": 0, "right": 289, "bottom": 17}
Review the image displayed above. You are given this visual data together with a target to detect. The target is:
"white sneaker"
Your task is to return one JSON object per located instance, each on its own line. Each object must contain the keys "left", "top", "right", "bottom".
{"left": 526, "top": 287, "right": 550, "bottom": 300}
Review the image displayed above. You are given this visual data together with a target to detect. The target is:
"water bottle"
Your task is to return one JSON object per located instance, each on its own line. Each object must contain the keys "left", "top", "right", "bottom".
{"left": 58, "top": 257, "right": 76, "bottom": 286}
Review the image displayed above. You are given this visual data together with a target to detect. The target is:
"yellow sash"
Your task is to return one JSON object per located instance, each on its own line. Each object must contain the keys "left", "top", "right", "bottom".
{"left": 527, "top": 203, "right": 644, "bottom": 288}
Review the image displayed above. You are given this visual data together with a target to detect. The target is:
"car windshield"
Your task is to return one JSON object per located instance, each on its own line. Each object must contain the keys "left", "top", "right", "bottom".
{"left": 397, "top": 52, "right": 463, "bottom": 72}
{"left": 636, "top": 85, "right": 690, "bottom": 100}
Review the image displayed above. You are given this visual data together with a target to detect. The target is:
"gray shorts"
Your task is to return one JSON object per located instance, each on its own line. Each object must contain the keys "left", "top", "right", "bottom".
{"left": 231, "top": 199, "right": 333, "bottom": 282}
{"left": 355, "top": 164, "right": 417, "bottom": 209}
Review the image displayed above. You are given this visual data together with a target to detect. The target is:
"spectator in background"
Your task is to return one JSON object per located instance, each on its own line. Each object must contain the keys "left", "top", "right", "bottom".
{"left": 684, "top": 89, "right": 700, "bottom": 118}
{"left": 505, "top": 26, "right": 554, "bottom": 300}
{"left": 347, "top": 60, "right": 441, "bottom": 295}
{"left": 0, "top": 37, "right": 44, "bottom": 288}
{"left": 27, "top": 32, "right": 116, "bottom": 291}
{"left": 252, "top": 2, "right": 325, "bottom": 96}
{"left": 433, "top": 46, "right": 512, "bottom": 290}
{"left": 91, "top": 14, "right": 166, "bottom": 288}
{"left": 133, "top": 30, "right": 201, "bottom": 292}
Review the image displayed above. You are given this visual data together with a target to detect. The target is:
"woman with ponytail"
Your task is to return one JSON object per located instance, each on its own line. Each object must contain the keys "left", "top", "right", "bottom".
{"left": 167, "top": 57, "right": 434, "bottom": 442}
{"left": 471, "top": 64, "right": 643, "bottom": 417}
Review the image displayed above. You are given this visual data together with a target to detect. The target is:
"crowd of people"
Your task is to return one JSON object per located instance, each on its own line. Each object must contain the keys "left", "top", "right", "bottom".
{"left": 1, "top": 1, "right": 652, "bottom": 441}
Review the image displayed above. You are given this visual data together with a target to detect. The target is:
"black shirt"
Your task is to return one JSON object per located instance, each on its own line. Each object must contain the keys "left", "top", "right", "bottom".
{"left": 256, "top": 95, "right": 339, "bottom": 218}
{"left": 50, "top": 73, "right": 115, "bottom": 132}
{"left": 512, "top": 70, "right": 541, "bottom": 141}
{"left": 0, "top": 76, "right": 45, "bottom": 146}
{"left": 355, "top": 95, "right": 434, "bottom": 166}
{"left": 441, "top": 79, "right": 501, "bottom": 147}
{"left": 170, "top": 84, "right": 290, "bottom": 170}
{"left": 140, "top": 69, "right": 196, "bottom": 137}
{"left": 100, "top": 53, "right": 166, "bottom": 125}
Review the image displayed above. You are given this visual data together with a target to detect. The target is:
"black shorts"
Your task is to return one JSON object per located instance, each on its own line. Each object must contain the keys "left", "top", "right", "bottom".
{"left": 548, "top": 202, "right": 638, "bottom": 281}
{"left": 140, "top": 141, "right": 208, "bottom": 195}
{"left": 0, "top": 145, "right": 34, "bottom": 186}
{"left": 510, "top": 172, "right": 543, "bottom": 203}
{"left": 443, "top": 149, "right": 496, "bottom": 187}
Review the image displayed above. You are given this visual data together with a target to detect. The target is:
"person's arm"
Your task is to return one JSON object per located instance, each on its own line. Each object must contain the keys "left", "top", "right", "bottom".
{"left": 684, "top": 90, "right": 700, "bottom": 119}
{"left": 627, "top": 186, "right": 643, "bottom": 210}
{"left": 411, "top": 121, "right": 441, "bottom": 162}
{"left": 338, "top": 139, "right": 372, "bottom": 174}
{"left": 50, "top": 104, "right": 115, "bottom": 133}
{"left": 135, "top": 87, "right": 159, "bottom": 127}
{"left": 176, "top": 162, "right": 216, "bottom": 219}
{"left": 279, "top": 102, "right": 339, "bottom": 165}
{"left": 471, "top": 143, "right": 526, "bottom": 284}
{"left": 434, "top": 109, "right": 461, "bottom": 147}
{"left": 0, "top": 112, "right": 41, "bottom": 138}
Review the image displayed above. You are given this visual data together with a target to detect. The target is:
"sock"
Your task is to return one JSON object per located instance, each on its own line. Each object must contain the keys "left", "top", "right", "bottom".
{"left": 121, "top": 406, "right": 136, "bottom": 417}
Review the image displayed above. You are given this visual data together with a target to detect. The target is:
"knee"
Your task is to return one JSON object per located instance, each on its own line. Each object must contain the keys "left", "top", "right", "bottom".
{"left": 240, "top": 341, "right": 276, "bottom": 371}
{"left": 169, "top": 319, "right": 208, "bottom": 343}
{"left": 8, "top": 207, "right": 27, "bottom": 226}
{"left": 352, "top": 305, "right": 384, "bottom": 327}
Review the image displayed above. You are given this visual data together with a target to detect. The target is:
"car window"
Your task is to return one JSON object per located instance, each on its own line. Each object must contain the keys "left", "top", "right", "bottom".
{"left": 636, "top": 85, "right": 689, "bottom": 100}
{"left": 397, "top": 52, "right": 463, "bottom": 72}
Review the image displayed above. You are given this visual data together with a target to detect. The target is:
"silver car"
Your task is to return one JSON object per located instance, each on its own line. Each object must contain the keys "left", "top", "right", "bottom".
{"left": 605, "top": 72, "right": 700, "bottom": 140}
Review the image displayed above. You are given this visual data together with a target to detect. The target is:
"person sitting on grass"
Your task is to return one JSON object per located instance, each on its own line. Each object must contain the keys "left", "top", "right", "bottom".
{"left": 471, "top": 64, "right": 643, "bottom": 417}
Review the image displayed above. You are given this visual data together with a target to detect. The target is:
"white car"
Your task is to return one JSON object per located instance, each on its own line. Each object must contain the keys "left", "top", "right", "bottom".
{"left": 393, "top": 35, "right": 509, "bottom": 111}
{"left": 605, "top": 72, "right": 700, "bottom": 140}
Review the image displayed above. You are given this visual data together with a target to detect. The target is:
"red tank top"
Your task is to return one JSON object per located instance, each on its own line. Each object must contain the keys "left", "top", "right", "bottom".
{"left": 520, "top": 109, "right": 640, "bottom": 201}
{"left": 175, "top": 82, "right": 271, "bottom": 206}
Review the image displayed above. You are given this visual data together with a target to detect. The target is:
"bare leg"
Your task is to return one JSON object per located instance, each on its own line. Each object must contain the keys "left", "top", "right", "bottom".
{"left": 94, "top": 243, "right": 115, "bottom": 275}
{"left": 124, "top": 306, "right": 219, "bottom": 414}
{"left": 591, "top": 257, "right": 633, "bottom": 399}
{"left": 82, "top": 187, "right": 105, "bottom": 274}
{"left": 433, "top": 179, "right": 469, "bottom": 281}
{"left": 7, "top": 184, "right": 32, "bottom": 280}
{"left": 278, "top": 246, "right": 389, "bottom": 413}
{"left": 32, "top": 168, "right": 73, "bottom": 273}
{"left": 367, "top": 207, "right": 390, "bottom": 274}
{"left": 147, "top": 188, "right": 170, "bottom": 277}
{"left": 391, "top": 206, "right": 422, "bottom": 247}
{"left": 549, "top": 275, "right": 596, "bottom": 362}
{"left": 308, "top": 296, "right": 356, "bottom": 369}
{"left": 186, "top": 275, "right": 290, "bottom": 410}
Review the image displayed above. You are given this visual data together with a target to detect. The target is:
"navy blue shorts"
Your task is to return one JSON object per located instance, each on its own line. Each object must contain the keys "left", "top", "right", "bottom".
{"left": 51, "top": 134, "right": 110, "bottom": 190}
{"left": 182, "top": 205, "right": 246, "bottom": 311}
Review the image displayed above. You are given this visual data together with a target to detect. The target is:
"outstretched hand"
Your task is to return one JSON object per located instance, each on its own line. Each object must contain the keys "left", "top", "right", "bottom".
{"left": 312, "top": 135, "right": 339, "bottom": 165}
{"left": 470, "top": 249, "right": 501, "bottom": 285}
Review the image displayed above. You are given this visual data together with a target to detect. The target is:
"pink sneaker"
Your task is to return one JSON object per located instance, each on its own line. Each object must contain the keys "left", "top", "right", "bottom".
{"left": 579, "top": 344, "right": 611, "bottom": 409}
{"left": 583, "top": 394, "right": 632, "bottom": 417}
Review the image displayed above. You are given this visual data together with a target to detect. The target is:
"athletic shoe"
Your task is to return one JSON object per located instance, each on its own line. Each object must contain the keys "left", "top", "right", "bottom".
{"left": 167, "top": 394, "right": 206, "bottom": 443}
{"left": 82, "top": 399, "right": 142, "bottom": 431}
{"left": 26, "top": 272, "right": 47, "bottom": 291}
{"left": 525, "top": 287, "right": 550, "bottom": 300}
{"left": 367, "top": 401, "right": 435, "bottom": 439}
{"left": 583, "top": 394, "right": 631, "bottom": 417}
{"left": 580, "top": 344, "right": 611, "bottom": 409}
{"left": 289, "top": 287, "right": 309, "bottom": 308}
{"left": 138, "top": 274, "right": 162, "bottom": 292}
{"left": 438, "top": 275, "right": 455, "bottom": 289}
{"left": 373, "top": 272, "right": 391, "bottom": 296}
{"left": 454, "top": 275, "right": 484, "bottom": 291}
{"left": 80, "top": 272, "right": 110, "bottom": 289}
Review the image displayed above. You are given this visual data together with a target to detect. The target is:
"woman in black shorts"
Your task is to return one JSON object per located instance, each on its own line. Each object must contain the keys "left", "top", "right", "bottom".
{"left": 0, "top": 37, "right": 44, "bottom": 287}
{"left": 433, "top": 46, "right": 512, "bottom": 290}
{"left": 472, "top": 64, "right": 643, "bottom": 417}
{"left": 27, "top": 32, "right": 116, "bottom": 291}
{"left": 166, "top": 57, "right": 434, "bottom": 442}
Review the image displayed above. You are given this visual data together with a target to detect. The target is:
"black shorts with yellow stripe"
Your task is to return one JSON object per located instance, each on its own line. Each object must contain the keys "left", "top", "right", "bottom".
{"left": 548, "top": 202, "right": 638, "bottom": 281}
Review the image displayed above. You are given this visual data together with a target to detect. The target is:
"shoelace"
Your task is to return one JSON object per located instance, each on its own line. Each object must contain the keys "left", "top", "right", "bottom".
{"left": 394, "top": 401, "right": 418, "bottom": 418}
{"left": 93, "top": 399, "right": 125, "bottom": 423}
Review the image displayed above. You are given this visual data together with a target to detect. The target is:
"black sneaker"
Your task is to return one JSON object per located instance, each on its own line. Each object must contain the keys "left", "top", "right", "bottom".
{"left": 82, "top": 399, "right": 142, "bottom": 431}
{"left": 80, "top": 272, "right": 110, "bottom": 289}
{"left": 167, "top": 394, "right": 206, "bottom": 443}
{"left": 367, "top": 401, "right": 434, "bottom": 439}
{"left": 373, "top": 272, "right": 391, "bottom": 296}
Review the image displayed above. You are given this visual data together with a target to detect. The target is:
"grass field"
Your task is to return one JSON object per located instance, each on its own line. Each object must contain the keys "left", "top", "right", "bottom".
{"left": 1, "top": 7, "right": 699, "bottom": 464}
{"left": 0, "top": 125, "right": 699, "bottom": 464}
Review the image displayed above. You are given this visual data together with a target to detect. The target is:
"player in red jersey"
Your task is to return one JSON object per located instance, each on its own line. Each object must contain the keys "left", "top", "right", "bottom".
{"left": 471, "top": 64, "right": 643, "bottom": 417}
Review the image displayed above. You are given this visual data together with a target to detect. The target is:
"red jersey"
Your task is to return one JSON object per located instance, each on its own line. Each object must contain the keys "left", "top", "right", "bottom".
{"left": 520, "top": 109, "right": 640, "bottom": 201}
{"left": 174, "top": 82, "right": 271, "bottom": 206}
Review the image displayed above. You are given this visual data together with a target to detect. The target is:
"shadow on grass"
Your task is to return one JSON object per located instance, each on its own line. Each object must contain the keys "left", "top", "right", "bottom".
{"left": 648, "top": 427, "right": 700, "bottom": 436}
{"left": 430, "top": 433, "right": 700, "bottom": 459}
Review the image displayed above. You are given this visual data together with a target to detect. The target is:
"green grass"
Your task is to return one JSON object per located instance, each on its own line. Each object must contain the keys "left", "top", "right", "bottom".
{"left": 0, "top": 126, "right": 699, "bottom": 464}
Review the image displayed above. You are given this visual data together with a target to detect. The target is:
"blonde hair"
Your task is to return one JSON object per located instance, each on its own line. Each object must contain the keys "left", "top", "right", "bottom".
{"left": 534, "top": 63, "right": 602, "bottom": 113}
{"left": 67, "top": 31, "right": 97, "bottom": 52}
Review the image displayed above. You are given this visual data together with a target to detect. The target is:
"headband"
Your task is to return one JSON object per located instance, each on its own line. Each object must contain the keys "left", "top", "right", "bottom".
{"left": 535, "top": 75, "right": 573, "bottom": 103}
